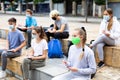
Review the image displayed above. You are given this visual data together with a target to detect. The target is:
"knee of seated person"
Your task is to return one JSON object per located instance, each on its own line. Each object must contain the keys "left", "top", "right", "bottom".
{"left": 27, "top": 29, "right": 32, "bottom": 33}
{"left": 23, "top": 58, "right": 30, "bottom": 63}
{"left": 101, "top": 34, "right": 107, "bottom": 39}
{"left": 96, "top": 43, "right": 103, "bottom": 48}
{"left": 1, "top": 51, "right": 7, "bottom": 57}
{"left": 54, "top": 32, "right": 61, "bottom": 38}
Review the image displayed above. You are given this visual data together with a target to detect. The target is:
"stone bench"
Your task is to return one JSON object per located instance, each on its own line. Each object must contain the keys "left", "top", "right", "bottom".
{"left": 0, "top": 29, "right": 9, "bottom": 39}
{"left": 0, "top": 39, "right": 120, "bottom": 80}
{"left": 0, "top": 39, "right": 68, "bottom": 79}
{"left": 30, "top": 58, "right": 69, "bottom": 80}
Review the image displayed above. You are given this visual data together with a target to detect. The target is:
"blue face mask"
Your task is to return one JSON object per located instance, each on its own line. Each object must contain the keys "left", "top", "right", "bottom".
{"left": 103, "top": 15, "right": 110, "bottom": 21}
{"left": 9, "top": 25, "right": 14, "bottom": 31}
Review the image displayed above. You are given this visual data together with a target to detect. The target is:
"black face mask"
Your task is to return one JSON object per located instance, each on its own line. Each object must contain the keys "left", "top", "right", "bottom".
{"left": 52, "top": 17, "right": 56, "bottom": 20}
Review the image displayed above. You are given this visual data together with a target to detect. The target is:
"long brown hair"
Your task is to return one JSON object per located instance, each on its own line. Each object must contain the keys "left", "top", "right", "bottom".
{"left": 33, "top": 26, "right": 47, "bottom": 40}
{"left": 106, "top": 8, "right": 113, "bottom": 31}
{"left": 75, "top": 27, "right": 87, "bottom": 60}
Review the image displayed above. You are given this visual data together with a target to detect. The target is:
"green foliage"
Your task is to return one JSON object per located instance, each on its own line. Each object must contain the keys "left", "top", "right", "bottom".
{"left": 94, "top": 0, "right": 105, "bottom": 5}
{"left": 52, "top": 0, "right": 64, "bottom": 3}
{"left": 24, "top": 0, "right": 33, "bottom": 3}
{"left": 1, "top": 0, "right": 12, "bottom": 2}
{"left": 34, "top": 0, "right": 45, "bottom": 4}
{"left": 71, "top": 0, "right": 82, "bottom": 4}
{"left": 72, "top": 0, "right": 81, "bottom": 2}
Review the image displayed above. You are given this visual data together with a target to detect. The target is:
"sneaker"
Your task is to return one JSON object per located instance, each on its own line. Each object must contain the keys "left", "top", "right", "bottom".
{"left": 91, "top": 72, "right": 96, "bottom": 79}
{"left": 26, "top": 45, "right": 31, "bottom": 49}
{"left": 89, "top": 40, "right": 95, "bottom": 49}
{"left": 97, "top": 61, "right": 105, "bottom": 68}
{"left": 0, "top": 70, "right": 6, "bottom": 79}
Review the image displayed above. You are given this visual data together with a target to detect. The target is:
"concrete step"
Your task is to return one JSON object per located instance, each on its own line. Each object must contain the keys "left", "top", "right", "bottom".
{"left": 1, "top": 77, "right": 19, "bottom": 80}
{"left": 93, "top": 66, "right": 120, "bottom": 80}
{"left": 95, "top": 46, "right": 120, "bottom": 68}
{"left": 30, "top": 58, "right": 68, "bottom": 80}
{"left": 31, "top": 59, "right": 120, "bottom": 80}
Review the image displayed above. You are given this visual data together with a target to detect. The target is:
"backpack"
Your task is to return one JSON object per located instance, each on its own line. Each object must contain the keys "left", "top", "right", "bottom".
{"left": 48, "top": 39, "right": 63, "bottom": 58}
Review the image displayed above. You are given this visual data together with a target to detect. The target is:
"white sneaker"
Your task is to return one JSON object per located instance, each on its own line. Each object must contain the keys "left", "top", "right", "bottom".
{"left": 0, "top": 70, "right": 6, "bottom": 79}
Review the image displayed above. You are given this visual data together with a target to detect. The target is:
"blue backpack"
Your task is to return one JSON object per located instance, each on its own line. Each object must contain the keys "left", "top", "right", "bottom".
{"left": 48, "top": 39, "right": 63, "bottom": 58}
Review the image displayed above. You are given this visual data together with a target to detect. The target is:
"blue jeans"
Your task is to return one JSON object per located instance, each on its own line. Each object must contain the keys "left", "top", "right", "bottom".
{"left": 26, "top": 29, "right": 32, "bottom": 47}
{"left": 0, "top": 49, "right": 21, "bottom": 71}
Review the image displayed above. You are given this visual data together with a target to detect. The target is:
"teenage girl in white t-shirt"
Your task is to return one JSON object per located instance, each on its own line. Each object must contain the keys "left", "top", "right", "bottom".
{"left": 21, "top": 26, "right": 48, "bottom": 80}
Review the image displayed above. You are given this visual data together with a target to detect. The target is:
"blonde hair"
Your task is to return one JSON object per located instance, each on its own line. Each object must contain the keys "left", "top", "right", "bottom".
{"left": 75, "top": 27, "right": 87, "bottom": 60}
{"left": 49, "top": 10, "right": 59, "bottom": 18}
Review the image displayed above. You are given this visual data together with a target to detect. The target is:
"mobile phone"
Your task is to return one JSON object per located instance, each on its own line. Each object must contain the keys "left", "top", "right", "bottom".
{"left": 7, "top": 50, "right": 12, "bottom": 52}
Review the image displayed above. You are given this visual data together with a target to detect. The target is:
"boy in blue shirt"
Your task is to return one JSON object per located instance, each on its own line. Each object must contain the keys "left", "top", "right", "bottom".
{"left": 17, "top": 9, "right": 37, "bottom": 49}
{"left": 0, "top": 18, "right": 26, "bottom": 78}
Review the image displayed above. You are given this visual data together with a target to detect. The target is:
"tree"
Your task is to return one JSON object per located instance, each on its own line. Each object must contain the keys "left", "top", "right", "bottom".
{"left": 94, "top": 0, "right": 105, "bottom": 17}
{"left": 70, "top": 0, "right": 82, "bottom": 16}
{"left": 33, "top": 0, "right": 45, "bottom": 13}
{"left": 34, "top": 0, "right": 45, "bottom": 4}
{"left": 71, "top": 0, "right": 81, "bottom": 3}
{"left": 0, "top": 0, "right": 15, "bottom": 13}
{"left": 22, "top": 0, "right": 32, "bottom": 9}
{"left": 94, "top": 0, "right": 105, "bottom": 5}
{"left": 52, "top": 0, "right": 64, "bottom": 3}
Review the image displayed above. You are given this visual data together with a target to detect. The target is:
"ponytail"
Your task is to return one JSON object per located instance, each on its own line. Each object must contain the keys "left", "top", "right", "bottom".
{"left": 105, "top": 8, "right": 113, "bottom": 31}
{"left": 78, "top": 27, "right": 87, "bottom": 60}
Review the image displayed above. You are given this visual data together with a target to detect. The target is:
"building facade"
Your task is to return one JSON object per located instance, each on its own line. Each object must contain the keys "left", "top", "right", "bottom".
{"left": 108, "top": 0, "right": 120, "bottom": 18}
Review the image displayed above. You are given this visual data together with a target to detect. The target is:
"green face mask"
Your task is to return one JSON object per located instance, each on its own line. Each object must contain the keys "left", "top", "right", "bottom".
{"left": 71, "top": 37, "right": 81, "bottom": 45}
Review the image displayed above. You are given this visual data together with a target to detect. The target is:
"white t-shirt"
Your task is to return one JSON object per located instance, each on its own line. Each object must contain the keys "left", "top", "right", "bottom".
{"left": 31, "top": 39, "right": 48, "bottom": 56}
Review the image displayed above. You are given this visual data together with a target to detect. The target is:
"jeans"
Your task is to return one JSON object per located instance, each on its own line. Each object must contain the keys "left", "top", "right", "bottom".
{"left": 46, "top": 32, "right": 69, "bottom": 41}
{"left": 17, "top": 27, "right": 32, "bottom": 47}
{"left": 21, "top": 58, "right": 45, "bottom": 79}
{"left": 26, "top": 29, "right": 32, "bottom": 47}
{"left": 0, "top": 49, "right": 21, "bottom": 70}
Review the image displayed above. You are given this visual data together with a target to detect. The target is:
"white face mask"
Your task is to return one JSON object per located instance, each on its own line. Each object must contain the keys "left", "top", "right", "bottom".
{"left": 26, "top": 14, "right": 31, "bottom": 17}
{"left": 9, "top": 25, "right": 14, "bottom": 31}
{"left": 103, "top": 15, "right": 110, "bottom": 21}
{"left": 32, "top": 34, "right": 37, "bottom": 39}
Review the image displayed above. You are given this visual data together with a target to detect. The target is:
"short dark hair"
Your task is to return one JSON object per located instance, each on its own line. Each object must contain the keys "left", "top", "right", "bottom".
{"left": 26, "top": 9, "right": 33, "bottom": 15}
{"left": 8, "top": 17, "right": 16, "bottom": 23}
